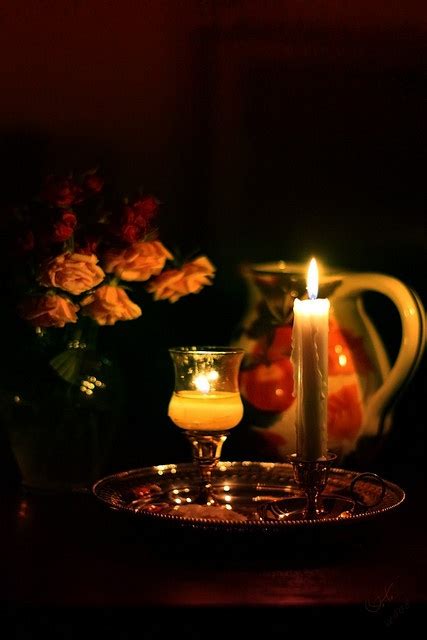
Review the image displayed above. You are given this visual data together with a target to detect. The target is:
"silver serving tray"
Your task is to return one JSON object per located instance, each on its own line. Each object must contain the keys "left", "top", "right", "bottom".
{"left": 92, "top": 461, "right": 405, "bottom": 531}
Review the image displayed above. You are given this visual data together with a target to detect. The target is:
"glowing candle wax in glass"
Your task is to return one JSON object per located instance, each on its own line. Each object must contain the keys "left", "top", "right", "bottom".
{"left": 168, "top": 346, "right": 244, "bottom": 505}
{"left": 168, "top": 367, "right": 243, "bottom": 430}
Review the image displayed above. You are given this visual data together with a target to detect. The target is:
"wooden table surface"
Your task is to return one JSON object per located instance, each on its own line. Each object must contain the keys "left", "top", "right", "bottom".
{"left": 1, "top": 470, "right": 426, "bottom": 634}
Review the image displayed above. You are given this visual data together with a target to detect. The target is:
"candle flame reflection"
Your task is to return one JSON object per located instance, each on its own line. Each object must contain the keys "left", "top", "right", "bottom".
{"left": 194, "top": 369, "right": 219, "bottom": 394}
{"left": 307, "top": 258, "right": 319, "bottom": 300}
{"left": 194, "top": 374, "right": 211, "bottom": 393}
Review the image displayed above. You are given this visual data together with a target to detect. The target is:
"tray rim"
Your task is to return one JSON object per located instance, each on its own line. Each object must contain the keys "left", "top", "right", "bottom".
{"left": 92, "top": 460, "right": 406, "bottom": 529}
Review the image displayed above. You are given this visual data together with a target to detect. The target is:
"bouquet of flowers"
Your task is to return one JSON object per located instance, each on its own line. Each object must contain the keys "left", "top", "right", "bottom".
{"left": 1, "top": 170, "right": 215, "bottom": 490}
{"left": 12, "top": 169, "right": 215, "bottom": 331}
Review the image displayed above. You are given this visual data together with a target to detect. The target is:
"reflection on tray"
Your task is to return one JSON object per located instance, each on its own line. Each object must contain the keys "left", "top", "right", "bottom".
{"left": 92, "top": 461, "right": 405, "bottom": 530}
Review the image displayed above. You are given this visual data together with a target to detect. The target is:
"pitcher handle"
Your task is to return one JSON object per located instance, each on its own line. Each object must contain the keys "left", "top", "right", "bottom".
{"left": 334, "top": 273, "right": 425, "bottom": 431}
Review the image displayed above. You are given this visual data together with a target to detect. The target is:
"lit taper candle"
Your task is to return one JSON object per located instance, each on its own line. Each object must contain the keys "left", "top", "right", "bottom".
{"left": 291, "top": 258, "right": 329, "bottom": 460}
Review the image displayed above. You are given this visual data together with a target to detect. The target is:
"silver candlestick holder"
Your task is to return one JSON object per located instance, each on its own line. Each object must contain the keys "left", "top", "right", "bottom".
{"left": 259, "top": 451, "right": 355, "bottom": 521}
{"left": 289, "top": 452, "right": 345, "bottom": 519}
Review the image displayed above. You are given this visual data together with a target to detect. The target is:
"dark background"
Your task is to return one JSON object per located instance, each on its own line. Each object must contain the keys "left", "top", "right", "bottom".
{"left": 0, "top": 1, "right": 426, "bottom": 487}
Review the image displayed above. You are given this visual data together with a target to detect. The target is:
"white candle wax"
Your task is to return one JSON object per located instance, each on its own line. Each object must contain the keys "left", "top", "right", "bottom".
{"left": 291, "top": 260, "right": 329, "bottom": 460}
{"left": 168, "top": 391, "right": 244, "bottom": 431}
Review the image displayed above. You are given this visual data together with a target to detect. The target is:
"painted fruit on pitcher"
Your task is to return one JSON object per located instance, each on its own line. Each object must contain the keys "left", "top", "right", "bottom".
{"left": 235, "top": 262, "right": 425, "bottom": 462}
{"left": 239, "top": 317, "right": 366, "bottom": 458}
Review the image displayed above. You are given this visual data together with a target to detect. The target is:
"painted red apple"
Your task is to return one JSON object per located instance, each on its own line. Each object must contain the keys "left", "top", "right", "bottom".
{"left": 240, "top": 358, "right": 295, "bottom": 413}
{"left": 327, "top": 384, "right": 362, "bottom": 441}
{"left": 328, "top": 318, "right": 373, "bottom": 376}
{"left": 252, "top": 325, "right": 293, "bottom": 361}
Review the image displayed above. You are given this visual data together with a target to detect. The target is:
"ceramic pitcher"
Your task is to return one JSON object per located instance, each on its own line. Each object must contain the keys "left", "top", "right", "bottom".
{"left": 234, "top": 262, "right": 425, "bottom": 460}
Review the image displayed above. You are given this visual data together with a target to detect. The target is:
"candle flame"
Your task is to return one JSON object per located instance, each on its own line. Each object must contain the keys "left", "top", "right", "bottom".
{"left": 307, "top": 258, "right": 318, "bottom": 300}
{"left": 194, "top": 374, "right": 211, "bottom": 394}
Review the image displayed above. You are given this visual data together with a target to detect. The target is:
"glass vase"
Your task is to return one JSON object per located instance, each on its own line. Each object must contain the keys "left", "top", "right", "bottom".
{"left": 0, "top": 318, "right": 122, "bottom": 492}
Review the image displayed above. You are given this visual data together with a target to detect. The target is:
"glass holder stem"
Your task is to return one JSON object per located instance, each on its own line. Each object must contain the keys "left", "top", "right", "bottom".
{"left": 184, "top": 430, "right": 229, "bottom": 505}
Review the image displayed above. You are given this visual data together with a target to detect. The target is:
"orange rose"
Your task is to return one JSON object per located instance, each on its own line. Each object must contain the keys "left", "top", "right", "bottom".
{"left": 103, "top": 241, "right": 173, "bottom": 281}
{"left": 19, "top": 294, "right": 79, "bottom": 328}
{"left": 80, "top": 285, "right": 142, "bottom": 325}
{"left": 147, "top": 256, "right": 215, "bottom": 303}
{"left": 39, "top": 252, "right": 105, "bottom": 295}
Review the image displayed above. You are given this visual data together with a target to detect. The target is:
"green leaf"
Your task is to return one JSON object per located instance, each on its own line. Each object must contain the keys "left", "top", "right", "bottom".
{"left": 50, "top": 349, "right": 85, "bottom": 385}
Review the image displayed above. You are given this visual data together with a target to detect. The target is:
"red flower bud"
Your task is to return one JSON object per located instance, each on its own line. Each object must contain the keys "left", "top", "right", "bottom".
{"left": 40, "top": 177, "right": 82, "bottom": 209}
{"left": 132, "top": 196, "right": 159, "bottom": 227}
{"left": 84, "top": 173, "right": 104, "bottom": 194}
{"left": 113, "top": 205, "right": 142, "bottom": 243}
{"left": 77, "top": 235, "right": 99, "bottom": 255}
{"left": 120, "top": 223, "right": 141, "bottom": 244}
{"left": 121, "top": 205, "right": 136, "bottom": 225}
{"left": 52, "top": 211, "right": 77, "bottom": 243}
{"left": 62, "top": 212, "right": 77, "bottom": 227}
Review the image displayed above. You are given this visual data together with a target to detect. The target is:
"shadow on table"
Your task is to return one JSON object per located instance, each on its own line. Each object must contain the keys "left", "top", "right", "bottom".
{"left": 2, "top": 486, "right": 410, "bottom": 573}
{"left": 93, "top": 498, "right": 401, "bottom": 573}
